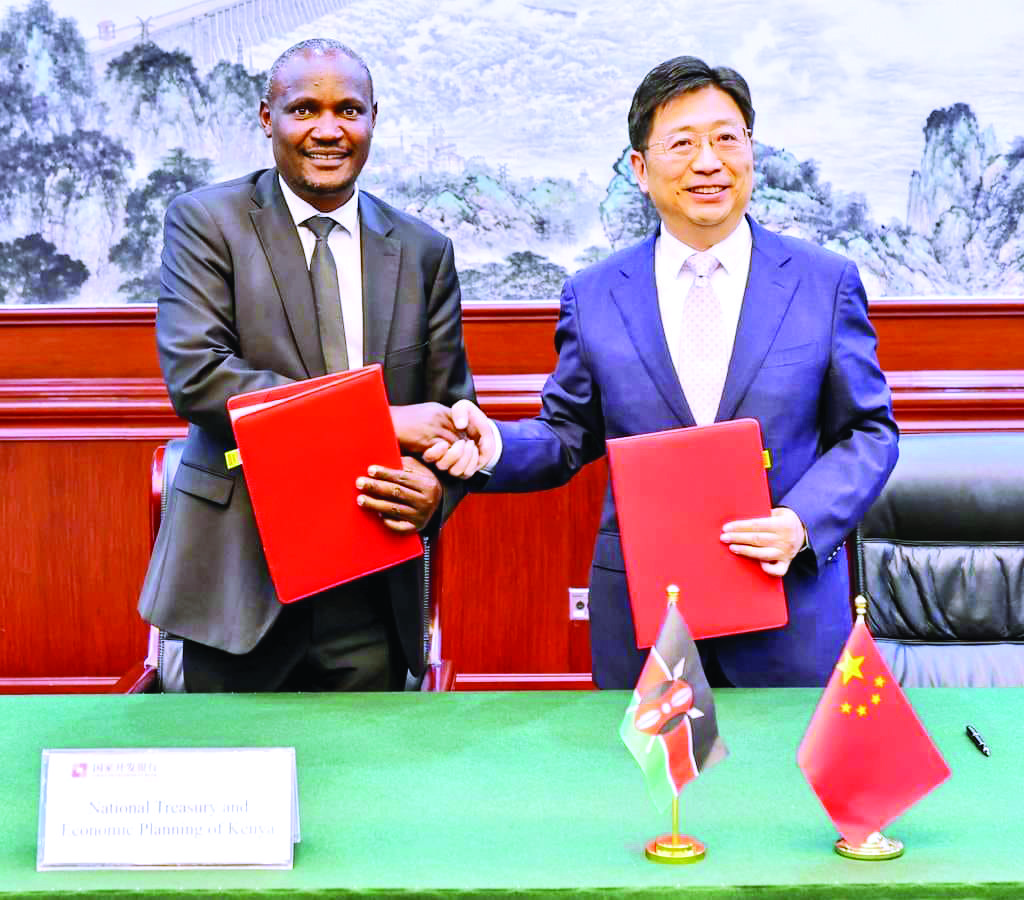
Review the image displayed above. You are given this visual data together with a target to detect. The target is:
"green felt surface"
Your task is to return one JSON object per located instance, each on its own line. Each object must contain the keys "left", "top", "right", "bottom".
{"left": 0, "top": 689, "right": 1020, "bottom": 898}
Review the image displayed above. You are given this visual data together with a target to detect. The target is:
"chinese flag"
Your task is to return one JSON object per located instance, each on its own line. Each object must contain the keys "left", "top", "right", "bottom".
{"left": 797, "top": 618, "right": 950, "bottom": 844}
{"left": 620, "top": 601, "right": 728, "bottom": 811}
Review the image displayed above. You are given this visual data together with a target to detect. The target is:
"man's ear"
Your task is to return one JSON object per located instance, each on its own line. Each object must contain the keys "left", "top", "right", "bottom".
{"left": 629, "top": 149, "right": 649, "bottom": 195}
{"left": 258, "top": 100, "right": 272, "bottom": 138}
{"left": 370, "top": 101, "right": 378, "bottom": 130}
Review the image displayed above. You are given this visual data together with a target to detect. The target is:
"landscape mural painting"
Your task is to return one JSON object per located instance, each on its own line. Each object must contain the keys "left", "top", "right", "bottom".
{"left": 0, "top": 0, "right": 1021, "bottom": 304}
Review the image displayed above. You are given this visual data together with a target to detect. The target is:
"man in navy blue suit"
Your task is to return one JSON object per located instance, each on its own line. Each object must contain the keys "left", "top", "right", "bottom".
{"left": 429, "top": 56, "right": 899, "bottom": 689}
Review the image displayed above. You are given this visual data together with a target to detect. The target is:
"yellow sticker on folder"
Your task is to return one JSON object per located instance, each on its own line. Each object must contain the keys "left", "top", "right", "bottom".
{"left": 225, "top": 449, "right": 242, "bottom": 469}
{"left": 762, "top": 449, "right": 772, "bottom": 470}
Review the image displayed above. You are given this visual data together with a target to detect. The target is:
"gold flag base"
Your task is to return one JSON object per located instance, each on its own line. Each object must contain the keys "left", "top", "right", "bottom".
{"left": 645, "top": 833, "right": 706, "bottom": 864}
{"left": 834, "top": 831, "right": 904, "bottom": 860}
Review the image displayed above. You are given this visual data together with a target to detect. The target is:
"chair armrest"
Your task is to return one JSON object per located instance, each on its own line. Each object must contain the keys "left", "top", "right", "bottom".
{"left": 419, "top": 660, "right": 455, "bottom": 692}
{"left": 112, "top": 662, "right": 157, "bottom": 694}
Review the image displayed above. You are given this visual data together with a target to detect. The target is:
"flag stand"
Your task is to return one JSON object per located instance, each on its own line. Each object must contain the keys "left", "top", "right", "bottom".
{"left": 644, "top": 796, "right": 706, "bottom": 864}
{"left": 834, "top": 831, "right": 904, "bottom": 860}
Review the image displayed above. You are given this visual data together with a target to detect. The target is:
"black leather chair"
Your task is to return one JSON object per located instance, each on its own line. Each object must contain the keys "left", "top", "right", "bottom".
{"left": 141, "top": 438, "right": 453, "bottom": 692}
{"left": 854, "top": 431, "right": 1024, "bottom": 686}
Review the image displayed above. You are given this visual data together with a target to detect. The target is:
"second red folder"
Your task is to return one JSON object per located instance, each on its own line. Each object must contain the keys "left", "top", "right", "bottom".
{"left": 607, "top": 418, "right": 788, "bottom": 647}
{"left": 227, "top": 364, "right": 422, "bottom": 605}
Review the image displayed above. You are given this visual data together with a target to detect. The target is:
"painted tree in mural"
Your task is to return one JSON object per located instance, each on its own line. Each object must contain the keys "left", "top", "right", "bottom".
{"left": 99, "top": 45, "right": 271, "bottom": 301}
{"left": 460, "top": 251, "right": 569, "bottom": 302}
{"left": 0, "top": 234, "right": 88, "bottom": 305}
{"left": 109, "top": 150, "right": 214, "bottom": 300}
{"left": 0, "top": 0, "right": 91, "bottom": 136}
{"left": 599, "top": 148, "right": 659, "bottom": 251}
{"left": 106, "top": 43, "right": 206, "bottom": 111}
{"left": 0, "top": 0, "right": 134, "bottom": 301}
{"left": 204, "top": 61, "right": 266, "bottom": 165}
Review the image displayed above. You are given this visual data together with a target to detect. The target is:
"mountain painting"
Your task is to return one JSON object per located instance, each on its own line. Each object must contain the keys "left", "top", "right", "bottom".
{"left": 1, "top": 0, "right": 1021, "bottom": 304}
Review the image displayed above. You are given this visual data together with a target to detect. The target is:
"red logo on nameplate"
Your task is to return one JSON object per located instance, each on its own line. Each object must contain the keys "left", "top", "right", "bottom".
{"left": 71, "top": 764, "right": 87, "bottom": 778}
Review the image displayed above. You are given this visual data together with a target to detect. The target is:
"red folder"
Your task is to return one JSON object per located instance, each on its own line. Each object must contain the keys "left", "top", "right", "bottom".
{"left": 227, "top": 364, "right": 422, "bottom": 604}
{"left": 607, "top": 418, "right": 787, "bottom": 647}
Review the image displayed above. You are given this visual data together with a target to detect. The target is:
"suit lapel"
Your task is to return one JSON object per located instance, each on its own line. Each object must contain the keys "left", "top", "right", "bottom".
{"left": 610, "top": 234, "right": 693, "bottom": 424}
{"left": 716, "top": 218, "right": 800, "bottom": 421}
{"left": 249, "top": 169, "right": 322, "bottom": 377}
{"left": 358, "top": 193, "right": 401, "bottom": 367}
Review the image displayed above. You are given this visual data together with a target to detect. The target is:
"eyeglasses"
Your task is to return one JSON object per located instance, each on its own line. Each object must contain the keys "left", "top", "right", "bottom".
{"left": 644, "top": 126, "right": 752, "bottom": 161}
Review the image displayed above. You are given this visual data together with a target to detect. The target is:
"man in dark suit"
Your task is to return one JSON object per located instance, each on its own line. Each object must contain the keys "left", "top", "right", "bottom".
{"left": 427, "top": 56, "right": 898, "bottom": 689}
{"left": 138, "top": 39, "right": 476, "bottom": 692}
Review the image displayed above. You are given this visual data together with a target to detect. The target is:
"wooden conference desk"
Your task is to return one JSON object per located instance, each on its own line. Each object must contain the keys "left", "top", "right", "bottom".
{"left": 0, "top": 689, "right": 1017, "bottom": 898}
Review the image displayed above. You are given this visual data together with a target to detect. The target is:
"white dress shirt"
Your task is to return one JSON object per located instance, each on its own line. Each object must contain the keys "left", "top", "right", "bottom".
{"left": 278, "top": 176, "right": 364, "bottom": 369}
{"left": 655, "top": 218, "right": 753, "bottom": 421}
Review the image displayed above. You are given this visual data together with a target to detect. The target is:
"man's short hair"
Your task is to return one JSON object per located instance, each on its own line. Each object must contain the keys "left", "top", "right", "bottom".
{"left": 628, "top": 56, "right": 755, "bottom": 152}
{"left": 263, "top": 38, "right": 374, "bottom": 104}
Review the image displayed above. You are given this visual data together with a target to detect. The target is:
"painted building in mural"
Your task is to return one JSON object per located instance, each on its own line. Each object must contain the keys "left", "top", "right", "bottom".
{"left": 0, "top": 0, "right": 1021, "bottom": 304}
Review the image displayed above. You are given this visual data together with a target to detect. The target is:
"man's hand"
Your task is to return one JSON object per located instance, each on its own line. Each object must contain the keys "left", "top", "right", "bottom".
{"left": 422, "top": 399, "right": 496, "bottom": 478}
{"left": 355, "top": 456, "right": 442, "bottom": 533}
{"left": 390, "top": 402, "right": 462, "bottom": 455}
{"left": 720, "top": 506, "right": 806, "bottom": 577}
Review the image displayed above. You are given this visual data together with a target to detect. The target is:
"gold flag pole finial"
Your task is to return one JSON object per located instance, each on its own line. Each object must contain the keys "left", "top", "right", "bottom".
{"left": 854, "top": 594, "right": 868, "bottom": 620}
{"left": 666, "top": 584, "right": 680, "bottom": 606}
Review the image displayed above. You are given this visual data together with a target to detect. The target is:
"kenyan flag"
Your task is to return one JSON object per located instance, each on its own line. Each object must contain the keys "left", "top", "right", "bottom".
{"left": 620, "top": 602, "right": 728, "bottom": 811}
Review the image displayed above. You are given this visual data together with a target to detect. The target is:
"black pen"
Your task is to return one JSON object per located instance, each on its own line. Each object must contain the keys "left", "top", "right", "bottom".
{"left": 965, "top": 724, "right": 990, "bottom": 757}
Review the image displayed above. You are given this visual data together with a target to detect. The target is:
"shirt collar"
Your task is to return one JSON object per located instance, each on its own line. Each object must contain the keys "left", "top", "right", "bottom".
{"left": 278, "top": 174, "right": 360, "bottom": 235}
{"left": 659, "top": 216, "right": 753, "bottom": 278}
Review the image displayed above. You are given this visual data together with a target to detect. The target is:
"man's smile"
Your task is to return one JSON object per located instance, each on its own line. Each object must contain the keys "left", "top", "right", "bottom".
{"left": 304, "top": 149, "right": 349, "bottom": 162}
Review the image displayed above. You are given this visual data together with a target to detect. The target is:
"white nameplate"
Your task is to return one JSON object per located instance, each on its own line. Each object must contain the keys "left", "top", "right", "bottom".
{"left": 37, "top": 748, "right": 299, "bottom": 870}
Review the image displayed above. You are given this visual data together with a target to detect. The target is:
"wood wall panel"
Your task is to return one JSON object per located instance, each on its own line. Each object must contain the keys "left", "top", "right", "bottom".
{"left": 439, "top": 461, "right": 605, "bottom": 677}
{"left": 0, "top": 300, "right": 1023, "bottom": 692}
{"left": 0, "top": 308, "right": 161, "bottom": 379}
{"left": 461, "top": 303, "right": 559, "bottom": 375}
{"left": 4, "top": 299, "right": 1020, "bottom": 380}
{"left": 871, "top": 299, "right": 1024, "bottom": 371}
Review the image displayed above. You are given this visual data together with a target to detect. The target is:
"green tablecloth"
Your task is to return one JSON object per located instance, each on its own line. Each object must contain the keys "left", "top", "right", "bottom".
{"left": 0, "top": 689, "right": 1019, "bottom": 898}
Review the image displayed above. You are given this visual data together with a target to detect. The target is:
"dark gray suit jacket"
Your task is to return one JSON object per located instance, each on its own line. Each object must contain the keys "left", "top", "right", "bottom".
{"left": 138, "top": 168, "right": 475, "bottom": 675}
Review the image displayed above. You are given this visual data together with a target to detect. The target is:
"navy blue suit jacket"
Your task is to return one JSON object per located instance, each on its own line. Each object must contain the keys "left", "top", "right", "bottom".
{"left": 485, "top": 218, "right": 898, "bottom": 688}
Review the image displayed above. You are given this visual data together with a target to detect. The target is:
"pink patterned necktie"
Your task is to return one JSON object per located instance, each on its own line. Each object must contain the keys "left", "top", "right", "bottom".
{"left": 679, "top": 251, "right": 727, "bottom": 425}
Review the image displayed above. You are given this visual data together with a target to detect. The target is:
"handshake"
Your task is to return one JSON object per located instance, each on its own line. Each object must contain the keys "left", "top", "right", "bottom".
{"left": 390, "top": 400, "right": 496, "bottom": 478}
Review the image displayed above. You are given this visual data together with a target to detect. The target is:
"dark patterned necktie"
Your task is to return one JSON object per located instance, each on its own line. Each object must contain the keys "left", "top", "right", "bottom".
{"left": 302, "top": 215, "right": 349, "bottom": 372}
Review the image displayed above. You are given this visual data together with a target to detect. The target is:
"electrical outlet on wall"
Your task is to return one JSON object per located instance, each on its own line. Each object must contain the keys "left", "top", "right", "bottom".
{"left": 568, "top": 587, "right": 590, "bottom": 621}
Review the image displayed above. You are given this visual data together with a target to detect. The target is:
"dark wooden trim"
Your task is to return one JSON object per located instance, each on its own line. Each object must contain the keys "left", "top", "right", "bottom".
{"left": 888, "top": 369, "right": 1024, "bottom": 387}
{"left": 3, "top": 370, "right": 1023, "bottom": 436}
{"left": 461, "top": 300, "right": 561, "bottom": 322}
{"left": 0, "top": 378, "right": 185, "bottom": 439}
{"left": 474, "top": 374, "right": 546, "bottom": 418}
{"left": 3, "top": 298, "right": 1022, "bottom": 326}
{"left": 0, "top": 677, "right": 121, "bottom": 694}
{"left": 454, "top": 673, "right": 595, "bottom": 690}
{"left": 889, "top": 370, "right": 1024, "bottom": 432}
{"left": 462, "top": 297, "right": 1024, "bottom": 317}
{"left": 869, "top": 298, "right": 1024, "bottom": 317}
{"left": 0, "top": 306, "right": 157, "bottom": 326}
